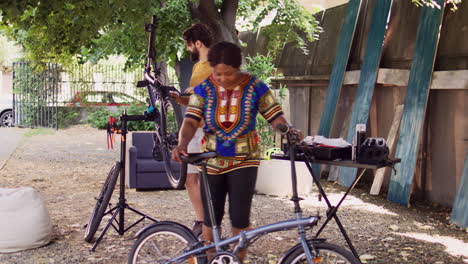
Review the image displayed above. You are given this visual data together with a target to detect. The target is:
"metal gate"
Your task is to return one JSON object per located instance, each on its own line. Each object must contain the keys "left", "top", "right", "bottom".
{"left": 12, "top": 62, "right": 179, "bottom": 129}
{"left": 12, "top": 62, "right": 59, "bottom": 129}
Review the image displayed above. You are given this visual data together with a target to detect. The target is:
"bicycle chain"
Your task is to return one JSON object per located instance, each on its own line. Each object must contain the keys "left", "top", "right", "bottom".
{"left": 208, "top": 252, "right": 241, "bottom": 264}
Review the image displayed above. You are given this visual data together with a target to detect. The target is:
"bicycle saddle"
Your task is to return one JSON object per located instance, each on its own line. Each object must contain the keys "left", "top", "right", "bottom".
{"left": 180, "top": 152, "right": 217, "bottom": 165}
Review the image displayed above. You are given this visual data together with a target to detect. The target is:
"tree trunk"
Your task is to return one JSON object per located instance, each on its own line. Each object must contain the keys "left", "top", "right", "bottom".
{"left": 176, "top": 0, "right": 240, "bottom": 92}
{"left": 188, "top": 0, "right": 239, "bottom": 44}
{"left": 175, "top": 57, "right": 194, "bottom": 92}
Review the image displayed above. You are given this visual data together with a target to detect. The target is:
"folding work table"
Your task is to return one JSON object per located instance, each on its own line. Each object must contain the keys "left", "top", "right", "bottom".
{"left": 273, "top": 152, "right": 400, "bottom": 261}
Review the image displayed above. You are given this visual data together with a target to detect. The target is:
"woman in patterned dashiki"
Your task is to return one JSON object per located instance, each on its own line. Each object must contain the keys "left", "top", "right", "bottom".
{"left": 171, "top": 41, "right": 302, "bottom": 261}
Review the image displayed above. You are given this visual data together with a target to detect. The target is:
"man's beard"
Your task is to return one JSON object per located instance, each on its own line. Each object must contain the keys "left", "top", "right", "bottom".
{"left": 190, "top": 49, "right": 199, "bottom": 62}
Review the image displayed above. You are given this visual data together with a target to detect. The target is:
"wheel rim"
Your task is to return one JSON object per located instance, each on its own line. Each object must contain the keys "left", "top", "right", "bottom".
{"left": 2, "top": 112, "right": 13, "bottom": 127}
{"left": 160, "top": 99, "right": 183, "bottom": 188}
{"left": 84, "top": 162, "right": 119, "bottom": 241}
{"left": 132, "top": 231, "right": 196, "bottom": 264}
{"left": 290, "top": 249, "right": 354, "bottom": 264}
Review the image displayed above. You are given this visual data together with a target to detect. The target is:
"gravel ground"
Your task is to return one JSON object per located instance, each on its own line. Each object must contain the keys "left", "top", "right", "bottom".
{"left": 0, "top": 126, "right": 467, "bottom": 264}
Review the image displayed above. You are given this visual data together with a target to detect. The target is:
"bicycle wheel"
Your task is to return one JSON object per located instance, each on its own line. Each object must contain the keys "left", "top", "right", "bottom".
{"left": 128, "top": 223, "right": 204, "bottom": 264}
{"left": 159, "top": 97, "right": 187, "bottom": 189}
{"left": 281, "top": 241, "right": 360, "bottom": 264}
{"left": 84, "top": 161, "right": 120, "bottom": 242}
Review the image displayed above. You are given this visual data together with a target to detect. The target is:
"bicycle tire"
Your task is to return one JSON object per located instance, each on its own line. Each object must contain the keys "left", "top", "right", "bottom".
{"left": 128, "top": 223, "right": 204, "bottom": 264}
{"left": 160, "top": 96, "right": 187, "bottom": 189}
{"left": 84, "top": 161, "right": 120, "bottom": 242}
{"left": 281, "top": 241, "right": 360, "bottom": 264}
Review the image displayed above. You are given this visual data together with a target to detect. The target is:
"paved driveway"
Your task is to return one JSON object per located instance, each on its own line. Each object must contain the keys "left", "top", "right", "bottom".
{"left": 0, "top": 127, "right": 25, "bottom": 169}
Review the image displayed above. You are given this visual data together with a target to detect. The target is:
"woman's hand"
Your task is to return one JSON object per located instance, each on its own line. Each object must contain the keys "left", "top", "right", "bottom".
{"left": 288, "top": 127, "right": 304, "bottom": 142}
{"left": 171, "top": 144, "right": 188, "bottom": 163}
{"left": 270, "top": 115, "right": 304, "bottom": 141}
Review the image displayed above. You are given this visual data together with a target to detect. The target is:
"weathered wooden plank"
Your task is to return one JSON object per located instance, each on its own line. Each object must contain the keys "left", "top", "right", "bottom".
{"left": 450, "top": 153, "right": 468, "bottom": 228}
{"left": 312, "top": 0, "right": 362, "bottom": 177}
{"left": 387, "top": 0, "right": 446, "bottom": 205}
{"left": 370, "top": 104, "right": 404, "bottom": 195}
{"left": 317, "top": 0, "right": 362, "bottom": 137}
{"left": 338, "top": 0, "right": 392, "bottom": 187}
{"left": 273, "top": 69, "right": 468, "bottom": 89}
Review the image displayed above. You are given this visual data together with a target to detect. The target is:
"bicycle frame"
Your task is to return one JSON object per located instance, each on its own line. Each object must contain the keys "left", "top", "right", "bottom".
{"left": 138, "top": 15, "right": 177, "bottom": 161}
{"left": 173, "top": 129, "right": 319, "bottom": 264}
{"left": 170, "top": 216, "right": 318, "bottom": 263}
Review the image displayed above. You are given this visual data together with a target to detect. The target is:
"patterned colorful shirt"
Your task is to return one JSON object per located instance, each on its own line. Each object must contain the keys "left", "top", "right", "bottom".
{"left": 185, "top": 74, "right": 284, "bottom": 174}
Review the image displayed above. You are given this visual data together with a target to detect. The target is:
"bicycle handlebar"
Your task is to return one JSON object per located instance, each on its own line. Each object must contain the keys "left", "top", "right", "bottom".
{"left": 180, "top": 152, "right": 217, "bottom": 165}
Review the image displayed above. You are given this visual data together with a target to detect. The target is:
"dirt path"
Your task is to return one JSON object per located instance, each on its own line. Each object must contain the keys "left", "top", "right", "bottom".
{"left": 0, "top": 126, "right": 466, "bottom": 264}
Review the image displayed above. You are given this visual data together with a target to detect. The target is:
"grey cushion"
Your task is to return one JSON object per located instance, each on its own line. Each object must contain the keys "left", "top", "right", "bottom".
{"left": 129, "top": 132, "right": 182, "bottom": 189}
{"left": 136, "top": 159, "right": 166, "bottom": 172}
{"left": 136, "top": 172, "right": 172, "bottom": 189}
{"left": 132, "top": 133, "right": 154, "bottom": 159}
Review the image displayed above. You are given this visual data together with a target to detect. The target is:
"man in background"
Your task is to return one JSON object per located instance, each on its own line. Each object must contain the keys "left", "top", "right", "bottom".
{"left": 171, "top": 23, "right": 213, "bottom": 236}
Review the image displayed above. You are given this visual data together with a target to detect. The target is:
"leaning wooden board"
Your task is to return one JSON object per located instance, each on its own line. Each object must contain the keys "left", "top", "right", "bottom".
{"left": 450, "top": 153, "right": 468, "bottom": 228}
{"left": 387, "top": 0, "right": 446, "bottom": 205}
{"left": 338, "top": 0, "right": 393, "bottom": 187}
{"left": 370, "top": 104, "right": 404, "bottom": 195}
{"left": 312, "top": 0, "right": 362, "bottom": 177}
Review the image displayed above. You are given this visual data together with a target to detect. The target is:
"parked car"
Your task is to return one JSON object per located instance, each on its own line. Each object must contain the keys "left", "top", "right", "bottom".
{"left": 66, "top": 91, "right": 144, "bottom": 107}
{"left": 0, "top": 94, "right": 13, "bottom": 127}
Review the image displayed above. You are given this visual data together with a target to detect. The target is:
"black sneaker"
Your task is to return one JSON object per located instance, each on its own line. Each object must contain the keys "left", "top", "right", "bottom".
{"left": 192, "top": 221, "right": 203, "bottom": 238}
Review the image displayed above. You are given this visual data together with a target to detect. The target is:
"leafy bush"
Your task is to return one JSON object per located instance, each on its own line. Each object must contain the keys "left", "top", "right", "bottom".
{"left": 243, "top": 54, "right": 286, "bottom": 157}
{"left": 85, "top": 105, "right": 156, "bottom": 131}
{"left": 124, "top": 104, "right": 156, "bottom": 131}
{"left": 57, "top": 107, "right": 81, "bottom": 128}
{"left": 86, "top": 108, "right": 117, "bottom": 129}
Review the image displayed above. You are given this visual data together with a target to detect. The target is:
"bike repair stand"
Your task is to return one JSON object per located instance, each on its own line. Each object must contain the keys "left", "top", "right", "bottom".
{"left": 90, "top": 111, "right": 158, "bottom": 252}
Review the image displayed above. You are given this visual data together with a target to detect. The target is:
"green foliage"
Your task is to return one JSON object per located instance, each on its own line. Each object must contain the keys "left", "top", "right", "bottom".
{"left": 12, "top": 62, "right": 59, "bottom": 128}
{"left": 244, "top": 54, "right": 286, "bottom": 157}
{"left": 124, "top": 104, "right": 156, "bottom": 131}
{"left": 85, "top": 105, "right": 156, "bottom": 131}
{"left": 86, "top": 108, "right": 117, "bottom": 130}
{"left": 57, "top": 108, "right": 81, "bottom": 129}
{"left": 244, "top": 54, "right": 276, "bottom": 85}
{"left": 238, "top": 0, "right": 322, "bottom": 59}
{"left": 0, "top": 0, "right": 321, "bottom": 69}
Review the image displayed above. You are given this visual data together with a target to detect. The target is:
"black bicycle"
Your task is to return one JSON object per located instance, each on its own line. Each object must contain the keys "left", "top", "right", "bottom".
{"left": 83, "top": 15, "right": 188, "bottom": 247}
{"left": 84, "top": 161, "right": 120, "bottom": 242}
{"left": 137, "top": 15, "right": 187, "bottom": 189}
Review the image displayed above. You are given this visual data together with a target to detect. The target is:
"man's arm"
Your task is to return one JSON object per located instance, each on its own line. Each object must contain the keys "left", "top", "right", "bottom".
{"left": 171, "top": 117, "right": 200, "bottom": 162}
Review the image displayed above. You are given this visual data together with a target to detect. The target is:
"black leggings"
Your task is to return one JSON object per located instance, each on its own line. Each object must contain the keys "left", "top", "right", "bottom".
{"left": 200, "top": 167, "right": 258, "bottom": 229}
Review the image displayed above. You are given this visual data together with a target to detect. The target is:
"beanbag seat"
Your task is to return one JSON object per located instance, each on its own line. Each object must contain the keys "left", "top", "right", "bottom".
{"left": 0, "top": 187, "right": 52, "bottom": 253}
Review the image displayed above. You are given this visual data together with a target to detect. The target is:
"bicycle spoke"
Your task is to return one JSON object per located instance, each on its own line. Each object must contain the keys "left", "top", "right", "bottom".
{"left": 129, "top": 225, "right": 200, "bottom": 264}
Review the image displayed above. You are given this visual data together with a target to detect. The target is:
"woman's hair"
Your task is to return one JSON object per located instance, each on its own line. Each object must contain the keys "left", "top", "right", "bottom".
{"left": 182, "top": 24, "right": 213, "bottom": 48}
{"left": 208, "top": 41, "right": 242, "bottom": 68}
